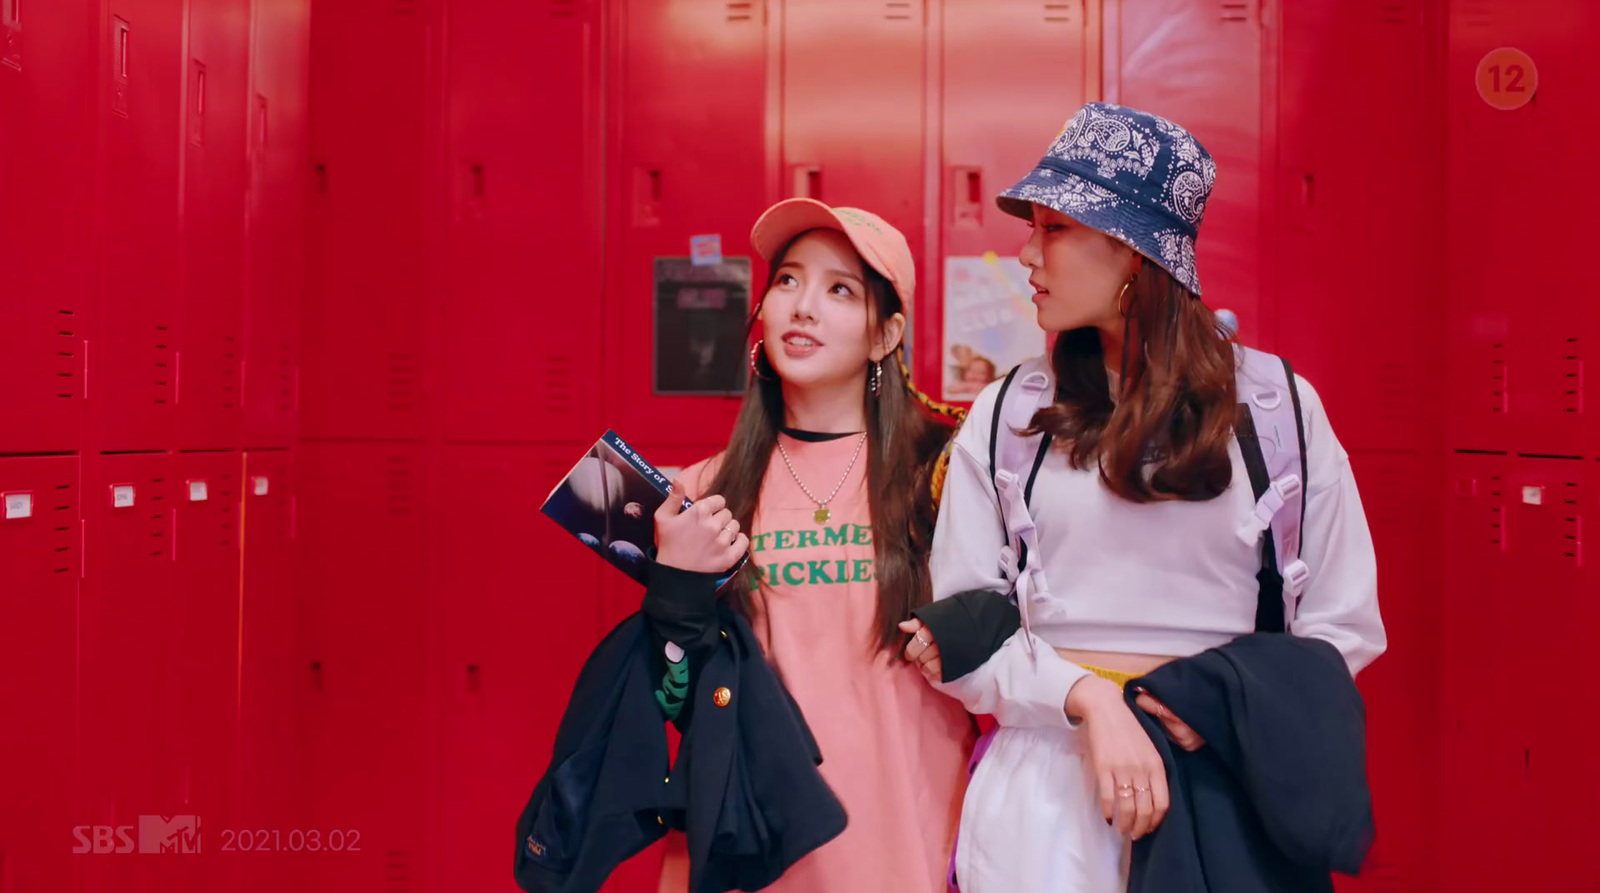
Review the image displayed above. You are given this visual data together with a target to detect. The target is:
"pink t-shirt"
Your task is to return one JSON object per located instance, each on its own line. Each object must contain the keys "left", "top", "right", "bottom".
{"left": 662, "top": 432, "right": 974, "bottom": 893}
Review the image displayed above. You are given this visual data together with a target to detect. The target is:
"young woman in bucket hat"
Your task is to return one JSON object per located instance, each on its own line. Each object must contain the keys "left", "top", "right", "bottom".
{"left": 645, "top": 197, "right": 975, "bottom": 892}
{"left": 898, "top": 102, "right": 1387, "bottom": 891}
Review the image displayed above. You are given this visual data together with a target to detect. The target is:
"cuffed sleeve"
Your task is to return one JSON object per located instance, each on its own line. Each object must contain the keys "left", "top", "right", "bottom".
{"left": 1288, "top": 376, "right": 1387, "bottom": 675}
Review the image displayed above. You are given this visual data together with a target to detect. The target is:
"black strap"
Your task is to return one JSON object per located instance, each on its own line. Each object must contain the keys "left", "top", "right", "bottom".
{"left": 987, "top": 364, "right": 1054, "bottom": 575}
{"left": 1236, "top": 405, "right": 1286, "bottom": 633}
{"left": 1282, "top": 358, "right": 1309, "bottom": 535}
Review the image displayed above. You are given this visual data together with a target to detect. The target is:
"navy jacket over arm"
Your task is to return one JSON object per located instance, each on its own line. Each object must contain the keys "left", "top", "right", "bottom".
{"left": 513, "top": 602, "right": 846, "bottom": 893}
{"left": 1126, "top": 633, "right": 1375, "bottom": 893}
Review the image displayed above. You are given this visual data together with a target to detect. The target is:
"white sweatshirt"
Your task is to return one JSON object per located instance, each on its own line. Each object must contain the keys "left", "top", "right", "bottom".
{"left": 927, "top": 369, "right": 1387, "bottom": 730}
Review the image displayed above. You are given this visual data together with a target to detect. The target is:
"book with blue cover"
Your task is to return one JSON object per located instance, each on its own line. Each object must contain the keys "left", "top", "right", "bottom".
{"left": 541, "top": 430, "right": 745, "bottom": 591}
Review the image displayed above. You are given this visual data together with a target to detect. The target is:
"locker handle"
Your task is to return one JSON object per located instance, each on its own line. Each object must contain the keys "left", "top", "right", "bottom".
{"left": 466, "top": 664, "right": 481, "bottom": 694}
{"left": 313, "top": 163, "right": 328, "bottom": 194}
{"left": 791, "top": 165, "right": 822, "bottom": 200}
{"left": 634, "top": 166, "right": 661, "bottom": 226}
{"left": 951, "top": 165, "right": 983, "bottom": 226}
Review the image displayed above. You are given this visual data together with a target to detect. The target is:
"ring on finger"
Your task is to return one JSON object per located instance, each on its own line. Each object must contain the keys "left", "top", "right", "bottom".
{"left": 914, "top": 633, "right": 930, "bottom": 646}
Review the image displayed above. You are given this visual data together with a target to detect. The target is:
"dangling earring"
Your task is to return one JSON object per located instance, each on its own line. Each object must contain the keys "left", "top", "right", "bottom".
{"left": 1115, "top": 280, "right": 1134, "bottom": 317}
{"left": 870, "top": 360, "right": 882, "bottom": 396}
{"left": 749, "top": 340, "right": 777, "bottom": 382}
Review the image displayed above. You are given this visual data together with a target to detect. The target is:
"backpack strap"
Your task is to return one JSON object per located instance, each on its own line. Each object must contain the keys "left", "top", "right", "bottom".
{"left": 986, "top": 357, "right": 1056, "bottom": 656}
{"left": 1232, "top": 346, "right": 1310, "bottom": 631}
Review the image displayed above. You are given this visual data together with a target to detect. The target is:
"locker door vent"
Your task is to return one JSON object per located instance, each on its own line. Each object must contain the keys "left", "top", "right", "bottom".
{"left": 386, "top": 456, "right": 416, "bottom": 517}
{"left": 1376, "top": 359, "right": 1413, "bottom": 428}
{"left": 392, "top": 0, "right": 420, "bottom": 15}
{"left": 1219, "top": 1, "right": 1251, "bottom": 23}
{"left": 1366, "top": 461, "right": 1411, "bottom": 533}
{"left": 1562, "top": 481, "right": 1581, "bottom": 564}
{"left": 549, "top": 0, "right": 577, "bottom": 19}
{"left": 223, "top": 336, "right": 238, "bottom": 409}
{"left": 1044, "top": 2, "right": 1073, "bottom": 24}
{"left": 545, "top": 354, "right": 575, "bottom": 419}
{"left": 1563, "top": 337, "right": 1582, "bottom": 414}
{"left": 155, "top": 326, "right": 174, "bottom": 405}
{"left": 726, "top": 1, "right": 755, "bottom": 22}
{"left": 149, "top": 475, "right": 168, "bottom": 558}
{"left": 219, "top": 477, "right": 236, "bottom": 548}
{"left": 385, "top": 849, "right": 413, "bottom": 892}
{"left": 387, "top": 353, "right": 417, "bottom": 415}
{"left": 1490, "top": 342, "right": 1507, "bottom": 414}
{"left": 1456, "top": 0, "right": 1493, "bottom": 32}
{"left": 884, "top": 1, "right": 914, "bottom": 22}
{"left": 53, "top": 481, "right": 76, "bottom": 573}
{"left": 277, "top": 341, "right": 294, "bottom": 413}
{"left": 1378, "top": 1, "right": 1420, "bottom": 25}
{"left": 56, "top": 310, "right": 79, "bottom": 399}
{"left": 1487, "top": 475, "right": 1504, "bottom": 549}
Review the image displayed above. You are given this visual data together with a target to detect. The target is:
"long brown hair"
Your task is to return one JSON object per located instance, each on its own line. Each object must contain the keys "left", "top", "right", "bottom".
{"left": 1028, "top": 255, "right": 1237, "bottom": 503}
{"left": 707, "top": 235, "right": 955, "bottom": 652}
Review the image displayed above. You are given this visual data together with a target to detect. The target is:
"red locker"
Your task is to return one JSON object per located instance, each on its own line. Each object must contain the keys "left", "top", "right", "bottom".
{"left": 79, "top": 452, "right": 176, "bottom": 893}
{"left": 243, "top": 0, "right": 310, "bottom": 449}
{"left": 1437, "top": 451, "right": 1516, "bottom": 890}
{"left": 95, "top": 0, "right": 185, "bottom": 452}
{"left": 931, "top": 0, "right": 1098, "bottom": 403}
{"left": 1446, "top": 0, "right": 1600, "bottom": 458}
{"left": 441, "top": 0, "right": 604, "bottom": 444}
{"left": 1274, "top": 0, "right": 1438, "bottom": 454}
{"left": 239, "top": 450, "right": 305, "bottom": 893}
{"left": 167, "top": 451, "right": 243, "bottom": 893}
{"left": 1337, "top": 451, "right": 1437, "bottom": 892}
{"left": 301, "top": 1, "right": 431, "bottom": 441}
{"left": 437, "top": 446, "right": 603, "bottom": 892}
{"left": 0, "top": 1, "right": 95, "bottom": 454}
{"left": 296, "top": 442, "right": 429, "bottom": 892}
{"left": 1106, "top": 0, "right": 1267, "bottom": 346}
{"left": 176, "top": 0, "right": 251, "bottom": 451}
{"left": 0, "top": 457, "right": 79, "bottom": 893}
{"left": 1502, "top": 456, "right": 1594, "bottom": 889}
{"left": 605, "top": 0, "right": 767, "bottom": 443}
{"left": 781, "top": 0, "right": 926, "bottom": 301}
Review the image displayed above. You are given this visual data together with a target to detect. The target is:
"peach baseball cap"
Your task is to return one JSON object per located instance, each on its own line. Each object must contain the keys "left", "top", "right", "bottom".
{"left": 749, "top": 198, "right": 916, "bottom": 306}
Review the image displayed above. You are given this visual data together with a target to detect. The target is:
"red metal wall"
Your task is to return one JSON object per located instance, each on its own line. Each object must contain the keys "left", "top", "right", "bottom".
{"left": 5, "top": 0, "right": 1600, "bottom": 891}
{"left": 0, "top": 0, "right": 309, "bottom": 890}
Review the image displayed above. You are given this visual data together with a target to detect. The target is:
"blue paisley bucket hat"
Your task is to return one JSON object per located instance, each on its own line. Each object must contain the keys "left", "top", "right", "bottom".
{"left": 997, "top": 102, "right": 1218, "bottom": 297}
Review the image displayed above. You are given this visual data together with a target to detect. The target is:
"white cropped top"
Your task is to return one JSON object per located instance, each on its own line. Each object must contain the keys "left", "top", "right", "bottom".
{"left": 926, "top": 370, "right": 1386, "bottom": 730}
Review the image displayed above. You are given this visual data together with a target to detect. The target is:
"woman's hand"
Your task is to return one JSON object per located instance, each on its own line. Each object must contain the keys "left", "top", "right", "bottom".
{"left": 653, "top": 494, "right": 749, "bottom": 574}
{"left": 1066, "top": 676, "right": 1171, "bottom": 840}
{"left": 897, "top": 617, "right": 942, "bottom": 682}
{"left": 1134, "top": 688, "right": 1205, "bottom": 752}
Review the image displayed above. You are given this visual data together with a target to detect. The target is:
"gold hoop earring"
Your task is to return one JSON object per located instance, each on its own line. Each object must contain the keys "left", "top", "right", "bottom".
{"left": 1115, "top": 280, "right": 1134, "bottom": 317}
{"left": 749, "top": 340, "right": 777, "bottom": 382}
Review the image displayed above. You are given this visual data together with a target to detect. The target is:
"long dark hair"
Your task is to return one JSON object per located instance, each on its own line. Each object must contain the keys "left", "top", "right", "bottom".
{"left": 707, "top": 235, "right": 955, "bottom": 652}
{"left": 1028, "top": 255, "right": 1237, "bottom": 503}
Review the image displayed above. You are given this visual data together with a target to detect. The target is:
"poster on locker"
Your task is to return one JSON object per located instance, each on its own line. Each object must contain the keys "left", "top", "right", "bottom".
{"left": 654, "top": 257, "right": 751, "bottom": 395}
{"left": 943, "top": 255, "right": 1045, "bottom": 400}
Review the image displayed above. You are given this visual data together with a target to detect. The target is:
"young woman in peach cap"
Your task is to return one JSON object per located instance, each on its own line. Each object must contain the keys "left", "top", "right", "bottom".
{"left": 646, "top": 198, "right": 975, "bottom": 892}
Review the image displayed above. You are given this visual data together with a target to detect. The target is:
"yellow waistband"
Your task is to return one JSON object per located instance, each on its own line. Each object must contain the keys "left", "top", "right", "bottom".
{"left": 1082, "top": 664, "right": 1140, "bottom": 690}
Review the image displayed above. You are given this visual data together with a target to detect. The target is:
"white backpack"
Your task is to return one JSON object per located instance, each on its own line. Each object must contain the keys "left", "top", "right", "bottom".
{"left": 986, "top": 345, "right": 1309, "bottom": 651}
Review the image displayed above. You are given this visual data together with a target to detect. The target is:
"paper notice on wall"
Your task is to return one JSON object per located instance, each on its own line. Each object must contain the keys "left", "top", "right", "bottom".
{"left": 943, "top": 254, "right": 1045, "bottom": 400}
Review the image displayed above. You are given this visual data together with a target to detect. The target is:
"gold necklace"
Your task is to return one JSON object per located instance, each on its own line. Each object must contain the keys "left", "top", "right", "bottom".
{"left": 775, "top": 433, "right": 867, "bottom": 524}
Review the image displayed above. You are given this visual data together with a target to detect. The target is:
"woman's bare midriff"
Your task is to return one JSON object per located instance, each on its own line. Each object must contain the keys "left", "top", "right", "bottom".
{"left": 1054, "top": 647, "right": 1176, "bottom": 677}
